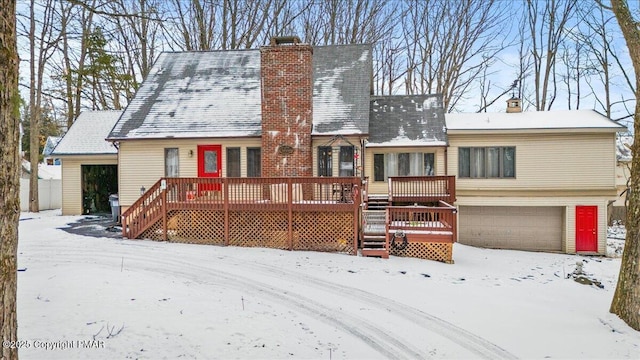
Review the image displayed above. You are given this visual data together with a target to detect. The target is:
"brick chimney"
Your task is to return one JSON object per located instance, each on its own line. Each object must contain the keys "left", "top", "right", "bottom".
{"left": 506, "top": 96, "right": 522, "bottom": 113}
{"left": 260, "top": 36, "right": 313, "bottom": 177}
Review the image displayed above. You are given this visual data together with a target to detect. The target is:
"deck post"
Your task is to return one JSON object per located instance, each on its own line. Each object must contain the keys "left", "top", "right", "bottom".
{"left": 224, "top": 178, "right": 229, "bottom": 246}
{"left": 353, "top": 179, "right": 360, "bottom": 255}
{"left": 288, "top": 178, "right": 293, "bottom": 251}
{"left": 162, "top": 185, "right": 167, "bottom": 241}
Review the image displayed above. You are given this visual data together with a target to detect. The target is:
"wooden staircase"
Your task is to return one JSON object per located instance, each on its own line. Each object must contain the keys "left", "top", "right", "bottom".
{"left": 121, "top": 179, "right": 165, "bottom": 240}
{"left": 366, "top": 195, "right": 389, "bottom": 210}
{"left": 361, "top": 210, "right": 389, "bottom": 258}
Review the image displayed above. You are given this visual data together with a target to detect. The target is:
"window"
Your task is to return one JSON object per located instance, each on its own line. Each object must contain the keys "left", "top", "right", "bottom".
{"left": 373, "top": 152, "right": 435, "bottom": 181}
{"left": 459, "top": 147, "right": 515, "bottom": 178}
{"left": 318, "top": 146, "right": 332, "bottom": 176}
{"left": 339, "top": 146, "right": 354, "bottom": 176}
{"left": 226, "top": 147, "right": 240, "bottom": 177}
{"left": 247, "top": 147, "right": 261, "bottom": 177}
{"left": 165, "top": 148, "right": 179, "bottom": 177}
{"left": 374, "top": 154, "right": 385, "bottom": 182}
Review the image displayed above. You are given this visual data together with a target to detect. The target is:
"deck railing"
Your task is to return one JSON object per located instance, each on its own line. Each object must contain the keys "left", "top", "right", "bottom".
{"left": 388, "top": 175, "right": 456, "bottom": 204}
{"left": 386, "top": 201, "right": 457, "bottom": 247}
{"left": 121, "top": 177, "right": 362, "bottom": 252}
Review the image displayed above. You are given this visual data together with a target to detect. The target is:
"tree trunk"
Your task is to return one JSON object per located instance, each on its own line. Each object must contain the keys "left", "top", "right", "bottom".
{"left": 0, "top": 0, "right": 21, "bottom": 358}
{"left": 610, "top": 0, "right": 640, "bottom": 331}
{"left": 28, "top": 0, "right": 39, "bottom": 213}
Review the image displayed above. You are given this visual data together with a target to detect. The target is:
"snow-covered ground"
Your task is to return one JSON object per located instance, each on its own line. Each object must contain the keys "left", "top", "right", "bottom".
{"left": 15, "top": 210, "right": 640, "bottom": 359}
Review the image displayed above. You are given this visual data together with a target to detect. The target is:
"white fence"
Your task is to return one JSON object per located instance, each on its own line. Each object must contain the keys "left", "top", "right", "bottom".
{"left": 20, "top": 178, "right": 62, "bottom": 211}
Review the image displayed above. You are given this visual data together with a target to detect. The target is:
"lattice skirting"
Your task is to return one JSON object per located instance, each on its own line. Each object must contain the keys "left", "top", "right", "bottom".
{"left": 390, "top": 241, "right": 453, "bottom": 263}
{"left": 294, "top": 212, "right": 355, "bottom": 254}
{"left": 139, "top": 210, "right": 355, "bottom": 255}
{"left": 228, "top": 211, "right": 289, "bottom": 250}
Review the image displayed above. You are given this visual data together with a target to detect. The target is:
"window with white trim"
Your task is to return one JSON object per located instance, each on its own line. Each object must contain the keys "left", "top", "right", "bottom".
{"left": 458, "top": 147, "right": 515, "bottom": 178}
{"left": 373, "top": 152, "right": 435, "bottom": 181}
{"left": 164, "top": 148, "right": 179, "bottom": 177}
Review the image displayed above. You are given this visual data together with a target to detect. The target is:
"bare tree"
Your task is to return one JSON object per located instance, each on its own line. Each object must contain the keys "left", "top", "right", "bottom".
{"left": 401, "top": 0, "right": 511, "bottom": 112}
{"left": 577, "top": 2, "right": 634, "bottom": 120}
{"left": 26, "top": 0, "right": 61, "bottom": 212}
{"left": 301, "top": 0, "right": 395, "bottom": 46}
{"left": 609, "top": 0, "right": 640, "bottom": 332}
{"left": 0, "top": 0, "right": 20, "bottom": 359}
{"left": 524, "top": 0, "right": 578, "bottom": 111}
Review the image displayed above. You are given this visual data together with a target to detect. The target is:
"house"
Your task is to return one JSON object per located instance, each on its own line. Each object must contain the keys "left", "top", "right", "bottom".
{"left": 104, "top": 36, "right": 622, "bottom": 258}
{"left": 52, "top": 110, "right": 121, "bottom": 215}
{"left": 445, "top": 100, "right": 625, "bottom": 254}
{"left": 611, "top": 134, "right": 632, "bottom": 223}
{"left": 42, "top": 136, "right": 62, "bottom": 165}
{"left": 107, "top": 38, "right": 371, "bottom": 215}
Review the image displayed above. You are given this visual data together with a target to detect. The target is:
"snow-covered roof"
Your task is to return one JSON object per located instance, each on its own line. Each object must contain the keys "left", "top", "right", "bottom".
{"left": 446, "top": 109, "right": 626, "bottom": 132}
{"left": 42, "top": 136, "right": 61, "bottom": 156}
{"left": 109, "top": 50, "right": 262, "bottom": 140}
{"left": 108, "top": 45, "right": 372, "bottom": 140}
{"left": 21, "top": 160, "right": 61, "bottom": 179}
{"left": 312, "top": 44, "right": 371, "bottom": 135}
{"left": 367, "top": 95, "right": 447, "bottom": 147}
{"left": 52, "top": 110, "right": 121, "bottom": 155}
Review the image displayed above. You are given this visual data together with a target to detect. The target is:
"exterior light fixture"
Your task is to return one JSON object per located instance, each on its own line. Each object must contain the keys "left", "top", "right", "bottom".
{"left": 140, "top": 186, "right": 146, "bottom": 196}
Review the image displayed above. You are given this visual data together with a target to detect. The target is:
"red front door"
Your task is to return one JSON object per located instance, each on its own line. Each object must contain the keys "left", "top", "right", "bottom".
{"left": 576, "top": 206, "right": 597, "bottom": 252}
{"left": 198, "top": 145, "right": 222, "bottom": 192}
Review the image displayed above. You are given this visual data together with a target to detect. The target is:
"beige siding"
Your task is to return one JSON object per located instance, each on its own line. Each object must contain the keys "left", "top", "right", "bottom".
{"left": 119, "top": 138, "right": 262, "bottom": 207}
{"left": 60, "top": 156, "right": 117, "bottom": 215}
{"left": 614, "top": 161, "right": 631, "bottom": 207}
{"left": 459, "top": 206, "right": 563, "bottom": 252}
{"left": 311, "top": 137, "right": 364, "bottom": 177}
{"left": 448, "top": 133, "right": 617, "bottom": 191}
{"left": 457, "top": 196, "right": 609, "bottom": 254}
{"left": 363, "top": 146, "right": 447, "bottom": 194}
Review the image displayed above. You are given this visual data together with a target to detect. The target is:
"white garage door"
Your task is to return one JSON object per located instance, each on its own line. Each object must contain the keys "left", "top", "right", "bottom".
{"left": 458, "top": 206, "right": 563, "bottom": 252}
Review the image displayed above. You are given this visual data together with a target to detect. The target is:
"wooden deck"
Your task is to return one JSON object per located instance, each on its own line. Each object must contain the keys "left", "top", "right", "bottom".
{"left": 122, "top": 177, "right": 361, "bottom": 254}
{"left": 122, "top": 175, "right": 458, "bottom": 262}
{"left": 361, "top": 176, "right": 457, "bottom": 262}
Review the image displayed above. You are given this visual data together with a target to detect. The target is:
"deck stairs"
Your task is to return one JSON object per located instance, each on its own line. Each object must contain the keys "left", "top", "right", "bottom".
{"left": 361, "top": 210, "right": 388, "bottom": 258}
{"left": 366, "top": 194, "right": 389, "bottom": 210}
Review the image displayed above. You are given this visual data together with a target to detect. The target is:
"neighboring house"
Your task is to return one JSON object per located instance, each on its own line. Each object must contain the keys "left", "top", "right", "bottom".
{"left": 445, "top": 101, "right": 625, "bottom": 254}
{"left": 42, "top": 136, "right": 62, "bottom": 165}
{"left": 107, "top": 38, "right": 371, "bottom": 214}
{"left": 612, "top": 135, "right": 632, "bottom": 223}
{"left": 52, "top": 110, "right": 121, "bottom": 215}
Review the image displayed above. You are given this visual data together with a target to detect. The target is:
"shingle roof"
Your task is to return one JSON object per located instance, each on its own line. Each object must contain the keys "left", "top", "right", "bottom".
{"left": 312, "top": 44, "right": 371, "bottom": 135}
{"left": 52, "top": 110, "right": 121, "bottom": 155}
{"left": 108, "top": 44, "right": 372, "bottom": 140}
{"left": 367, "top": 95, "right": 448, "bottom": 147}
{"left": 108, "top": 50, "right": 262, "bottom": 140}
{"left": 446, "top": 109, "right": 626, "bottom": 131}
{"left": 42, "top": 136, "right": 61, "bottom": 156}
